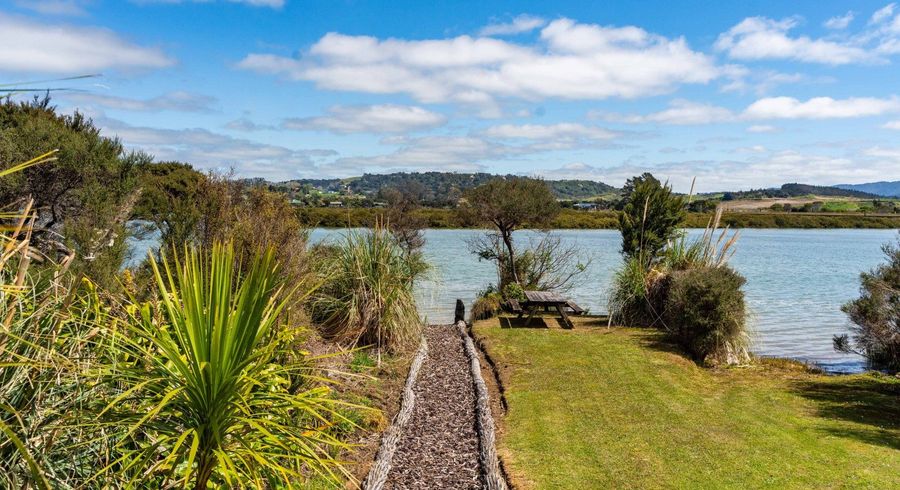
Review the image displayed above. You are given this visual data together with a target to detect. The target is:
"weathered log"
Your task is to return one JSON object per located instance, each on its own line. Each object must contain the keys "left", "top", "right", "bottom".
{"left": 456, "top": 320, "right": 508, "bottom": 490}
{"left": 455, "top": 299, "right": 466, "bottom": 323}
{"left": 363, "top": 335, "right": 428, "bottom": 490}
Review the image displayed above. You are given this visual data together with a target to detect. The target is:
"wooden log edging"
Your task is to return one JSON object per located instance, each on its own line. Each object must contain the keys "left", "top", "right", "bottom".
{"left": 362, "top": 335, "right": 428, "bottom": 490}
{"left": 456, "top": 320, "right": 508, "bottom": 490}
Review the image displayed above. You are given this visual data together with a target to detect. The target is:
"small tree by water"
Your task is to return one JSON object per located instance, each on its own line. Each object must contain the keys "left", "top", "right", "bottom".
{"left": 618, "top": 173, "right": 686, "bottom": 264}
{"left": 459, "top": 177, "right": 558, "bottom": 285}
{"left": 835, "top": 232, "right": 900, "bottom": 371}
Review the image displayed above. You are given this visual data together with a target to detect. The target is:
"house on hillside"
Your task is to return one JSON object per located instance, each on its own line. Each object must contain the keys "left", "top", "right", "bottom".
{"left": 573, "top": 202, "right": 599, "bottom": 211}
{"left": 329, "top": 201, "right": 343, "bottom": 208}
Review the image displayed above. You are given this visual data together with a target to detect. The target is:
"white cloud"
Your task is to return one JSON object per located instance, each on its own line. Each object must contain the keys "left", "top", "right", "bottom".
{"left": 0, "top": 13, "right": 173, "bottom": 73}
{"left": 483, "top": 123, "right": 617, "bottom": 140}
{"left": 225, "top": 117, "right": 274, "bottom": 131}
{"left": 541, "top": 148, "right": 900, "bottom": 192}
{"left": 607, "top": 95, "right": 900, "bottom": 125}
{"left": 66, "top": 91, "right": 216, "bottom": 113}
{"left": 479, "top": 15, "right": 546, "bottom": 36}
{"left": 329, "top": 135, "right": 503, "bottom": 173}
{"left": 715, "top": 16, "right": 876, "bottom": 64}
{"left": 824, "top": 11, "right": 855, "bottom": 29}
{"left": 600, "top": 100, "right": 736, "bottom": 125}
{"left": 865, "top": 145, "right": 900, "bottom": 160}
{"left": 133, "top": 0, "right": 285, "bottom": 7}
{"left": 13, "top": 0, "right": 92, "bottom": 15}
{"left": 99, "top": 117, "right": 335, "bottom": 180}
{"left": 870, "top": 3, "right": 895, "bottom": 24}
{"left": 883, "top": 120, "right": 900, "bottom": 129}
{"left": 747, "top": 124, "right": 777, "bottom": 133}
{"left": 281, "top": 105, "right": 446, "bottom": 134}
{"left": 238, "top": 18, "right": 721, "bottom": 107}
{"left": 744, "top": 96, "right": 900, "bottom": 119}
{"left": 482, "top": 122, "right": 623, "bottom": 151}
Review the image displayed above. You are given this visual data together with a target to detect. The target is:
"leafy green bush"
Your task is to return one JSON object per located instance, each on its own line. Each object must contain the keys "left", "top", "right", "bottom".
{"left": 665, "top": 266, "right": 750, "bottom": 365}
{"left": 836, "top": 233, "right": 900, "bottom": 371}
{"left": 503, "top": 282, "right": 526, "bottom": 302}
{"left": 471, "top": 289, "right": 504, "bottom": 321}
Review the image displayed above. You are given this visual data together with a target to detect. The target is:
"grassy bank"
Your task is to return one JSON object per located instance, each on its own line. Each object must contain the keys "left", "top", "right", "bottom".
{"left": 297, "top": 207, "right": 900, "bottom": 229}
{"left": 472, "top": 317, "right": 900, "bottom": 489}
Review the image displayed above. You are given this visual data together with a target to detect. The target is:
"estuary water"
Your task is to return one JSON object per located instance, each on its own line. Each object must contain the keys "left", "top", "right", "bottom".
{"left": 309, "top": 228, "right": 898, "bottom": 373}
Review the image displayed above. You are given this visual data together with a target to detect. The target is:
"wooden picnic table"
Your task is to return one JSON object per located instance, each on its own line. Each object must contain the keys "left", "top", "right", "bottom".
{"left": 517, "top": 290, "right": 583, "bottom": 329}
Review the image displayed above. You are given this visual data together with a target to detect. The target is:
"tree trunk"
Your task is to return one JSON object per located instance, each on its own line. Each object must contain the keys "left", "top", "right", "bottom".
{"left": 501, "top": 230, "right": 519, "bottom": 286}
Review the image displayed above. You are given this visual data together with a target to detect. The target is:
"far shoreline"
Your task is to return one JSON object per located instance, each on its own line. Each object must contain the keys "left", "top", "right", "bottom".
{"left": 298, "top": 207, "right": 900, "bottom": 230}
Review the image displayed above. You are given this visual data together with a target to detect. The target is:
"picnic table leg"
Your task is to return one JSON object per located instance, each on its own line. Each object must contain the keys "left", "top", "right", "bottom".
{"left": 556, "top": 303, "right": 574, "bottom": 329}
{"left": 524, "top": 306, "right": 538, "bottom": 326}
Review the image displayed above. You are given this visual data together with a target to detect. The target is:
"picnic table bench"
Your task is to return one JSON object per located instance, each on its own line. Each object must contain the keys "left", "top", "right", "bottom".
{"left": 517, "top": 291, "right": 584, "bottom": 329}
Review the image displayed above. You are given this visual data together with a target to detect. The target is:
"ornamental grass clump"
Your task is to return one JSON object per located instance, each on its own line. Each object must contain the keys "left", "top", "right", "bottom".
{"left": 313, "top": 226, "right": 422, "bottom": 355}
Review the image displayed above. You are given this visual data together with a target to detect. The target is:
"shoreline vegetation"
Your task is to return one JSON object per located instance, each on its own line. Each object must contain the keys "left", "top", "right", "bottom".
{"left": 297, "top": 206, "right": 900, "bottom": 229}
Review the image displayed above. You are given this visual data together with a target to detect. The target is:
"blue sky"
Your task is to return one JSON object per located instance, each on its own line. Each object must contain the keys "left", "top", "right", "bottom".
{"left": 2, "top": 0, "right": 900, "bottom": 191}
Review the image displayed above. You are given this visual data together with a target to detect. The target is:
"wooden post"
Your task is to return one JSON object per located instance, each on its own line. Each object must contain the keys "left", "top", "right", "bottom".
{"left": 455, "top": 299, "right": 466, "bottom": 324}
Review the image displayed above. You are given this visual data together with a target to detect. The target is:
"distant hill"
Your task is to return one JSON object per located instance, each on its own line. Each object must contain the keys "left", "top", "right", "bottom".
{"left": 834, "top": 181, "right": 900, "bottom": 197}
{"left": 278, "top": 172, "right": 618, "bottom": 205}
{"left": 711, "top": 183, "right": 881, "bottom": 200}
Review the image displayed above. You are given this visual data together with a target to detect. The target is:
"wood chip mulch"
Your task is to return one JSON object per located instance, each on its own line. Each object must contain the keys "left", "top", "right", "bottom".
{"left": 384, "top": 324, "right": 481, "bottom": 489}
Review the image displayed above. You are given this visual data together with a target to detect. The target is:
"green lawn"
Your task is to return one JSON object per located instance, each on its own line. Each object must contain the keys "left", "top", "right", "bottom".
{"left": 473, "top": 320, "right": 900, "bottom": 489}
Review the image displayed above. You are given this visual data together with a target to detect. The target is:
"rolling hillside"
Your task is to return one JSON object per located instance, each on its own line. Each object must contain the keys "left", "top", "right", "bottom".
{"left": 834, "top": 181, "right": 900, "bottom": 197}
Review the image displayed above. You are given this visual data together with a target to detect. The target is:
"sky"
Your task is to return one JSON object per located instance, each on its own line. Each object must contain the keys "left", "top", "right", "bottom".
{"left": 2, "top": 0, "right": 900, "bottom": 192}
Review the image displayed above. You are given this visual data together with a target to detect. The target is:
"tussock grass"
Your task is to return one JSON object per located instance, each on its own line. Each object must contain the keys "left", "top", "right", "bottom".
{"left": 313, "top": 225, "right": 422, "bottom": 356}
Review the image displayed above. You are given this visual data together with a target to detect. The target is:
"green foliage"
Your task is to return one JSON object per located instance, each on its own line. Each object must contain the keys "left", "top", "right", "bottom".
{"left": 312, "top": 227, "right": 422, "bottom": 354}
{"left": 92, "top": 242, "right": 350, "bottom": 488}
{"left": 132, "top": 161, "right": 206, "bottom": 246}
{"left": 471, "top": 289, "right": 504, "bottom": 321}
{"left": 297, "top": 207, "right": 900, "bottom": 230}
{"left": 350, "top": 349, "right": 378, "bottom": 373}
{"left": 278, "top": 172, "right": 617, "bottom": 207}
{"left": 0, "top": 95, "right": 141, "bottom": 287}
{"left": 837, "top": 233, "right": 900, "bottom": 371}
{"left": 665, "top": 266, "right": 751, "bottom": 365}
{"left": 503, "top": 282, "right": 526, "bottom": 302}
{"left": 617, "top": 173, "right": 686, "bottom": 263}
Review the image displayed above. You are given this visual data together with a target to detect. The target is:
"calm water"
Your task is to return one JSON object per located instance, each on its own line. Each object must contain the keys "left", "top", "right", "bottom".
{"left": 309, "top": 228, "right": 898, "bottom": 373}
{"left": 127, "top": 227, "right": 896, "bottom": 372}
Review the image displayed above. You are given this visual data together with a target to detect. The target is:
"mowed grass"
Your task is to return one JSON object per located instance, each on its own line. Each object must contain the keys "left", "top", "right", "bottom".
{"left": 473, "top": 318, "right": 900, "bottom": 489}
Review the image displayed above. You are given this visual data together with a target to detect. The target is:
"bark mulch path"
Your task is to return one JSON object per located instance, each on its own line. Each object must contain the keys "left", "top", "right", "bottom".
{"left": 384, "top": 324, "right": 481, "bottom": 489}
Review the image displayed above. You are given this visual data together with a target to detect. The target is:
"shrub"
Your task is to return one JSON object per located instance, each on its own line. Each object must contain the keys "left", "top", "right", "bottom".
{"left": 836, "top": 233, "right": 900, "bottom": 371}
{"left": 503, "top": 282, "right": 526, "bottom": 302}
{"left": 472, "top": 289, "right": 504, "bottom": 321}
{"left": 312, "top": 226, "right": 422, "bottom": 355}
{"left": 665, "top": 266, "right": 750, "bottom": 365}
{"left": 618, "top": 173, "right": 686, "bottom": 264}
